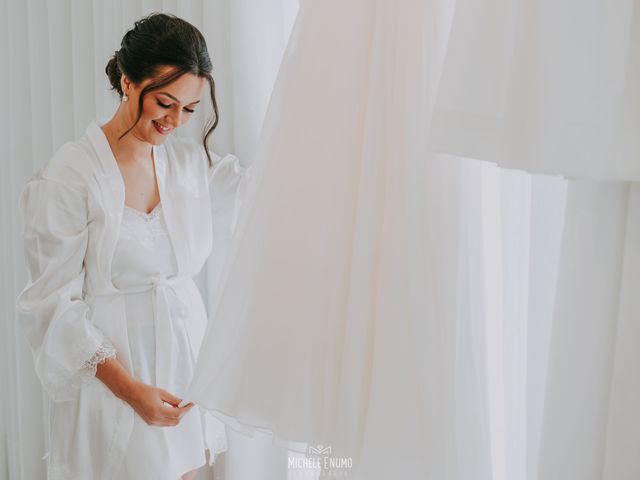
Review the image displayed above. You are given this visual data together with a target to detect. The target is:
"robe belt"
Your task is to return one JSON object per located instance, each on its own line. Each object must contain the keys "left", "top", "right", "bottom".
{"left": 94, "top": 273, "right": 193, "bottom": 390}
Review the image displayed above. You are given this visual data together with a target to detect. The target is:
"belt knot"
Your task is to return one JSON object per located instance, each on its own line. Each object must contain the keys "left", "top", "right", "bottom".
{"left": 150, "top": 273, "right": 190, "bottom": 318}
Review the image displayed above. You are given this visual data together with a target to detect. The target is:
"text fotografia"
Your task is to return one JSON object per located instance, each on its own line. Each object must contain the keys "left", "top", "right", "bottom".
{"left": 288, "top": 445, "right": 354, "bottom": 476}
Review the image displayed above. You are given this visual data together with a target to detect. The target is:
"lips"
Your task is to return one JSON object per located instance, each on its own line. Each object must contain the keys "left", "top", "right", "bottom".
{"left": 153, "top": 120, "right": 173, "bottom": 135}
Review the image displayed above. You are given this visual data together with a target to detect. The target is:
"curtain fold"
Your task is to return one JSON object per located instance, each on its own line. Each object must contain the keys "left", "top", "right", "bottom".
{"left": 428, "top": 0, "right": 640, "bottom": 182}
{"left": 538, "top": 181, "right": 630, "bottom": 479}
{"left": 602, "top": 184, "right": 640, "bottom": 478}
{"left": 183, "top": 0, "right": 640, "bottom": 479}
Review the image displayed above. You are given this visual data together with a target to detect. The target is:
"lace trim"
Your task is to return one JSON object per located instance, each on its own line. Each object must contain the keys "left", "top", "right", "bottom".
{"left": 78, "top": 337, "right": 117, "bottom": 378}
{"left": 38, "top": 336, "right": 118, "bottom": 402}
{"left": 118, "top": 211, "right": 170, "bottom": 251}
{"left": 124, "top": 202, "right": 162, "bottom": 221}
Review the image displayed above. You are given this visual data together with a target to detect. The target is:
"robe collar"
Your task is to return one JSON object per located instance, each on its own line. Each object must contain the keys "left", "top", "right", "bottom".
{"left": 85, "top": 118, "right": 186, "bottom": 290}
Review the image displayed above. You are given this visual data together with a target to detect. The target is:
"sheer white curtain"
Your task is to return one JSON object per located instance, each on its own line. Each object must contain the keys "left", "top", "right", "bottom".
{"left": 3, "top": 0, "right": 639, "bottom": 480}
{"left": 183, "top": 0, "right": 640, "bottom": 479}
{"left": 429, "top": 0, "right": 640, "bottom": 182}
{"left": 1, "top": 1, "right": 299, "bottom": 479}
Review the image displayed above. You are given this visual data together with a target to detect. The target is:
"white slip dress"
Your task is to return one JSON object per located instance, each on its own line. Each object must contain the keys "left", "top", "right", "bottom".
{"left": 112, "top": 201, "right": 225, "bottom": 480}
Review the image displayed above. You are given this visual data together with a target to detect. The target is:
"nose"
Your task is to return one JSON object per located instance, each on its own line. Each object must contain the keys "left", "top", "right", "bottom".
{"left": 166, "top": 109, "right": 184, "bottom": 128}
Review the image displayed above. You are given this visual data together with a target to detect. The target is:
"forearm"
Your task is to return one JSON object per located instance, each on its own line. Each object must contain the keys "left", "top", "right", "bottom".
{"left": 95, "top": 356, "right": 139, "bottom": 402}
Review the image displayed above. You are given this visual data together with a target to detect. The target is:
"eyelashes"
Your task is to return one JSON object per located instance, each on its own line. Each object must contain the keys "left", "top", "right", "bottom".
{"left": 156, "top": 100, "right": 195, "bottom": 113}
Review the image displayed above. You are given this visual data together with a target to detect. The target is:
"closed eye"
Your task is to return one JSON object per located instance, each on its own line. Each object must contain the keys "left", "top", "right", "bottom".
{"left": 156, "top": 100, "right": 195, "bottom": 113}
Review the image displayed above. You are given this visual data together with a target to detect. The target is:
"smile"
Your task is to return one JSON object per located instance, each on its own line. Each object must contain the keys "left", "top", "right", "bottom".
{"left": 153, "top": 120, "right": 173, "bottom": 134}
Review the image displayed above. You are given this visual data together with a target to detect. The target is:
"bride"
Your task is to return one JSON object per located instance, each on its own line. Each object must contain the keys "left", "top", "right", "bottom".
{"left": 16, "top": 12, "right": 248, "bottom": 480}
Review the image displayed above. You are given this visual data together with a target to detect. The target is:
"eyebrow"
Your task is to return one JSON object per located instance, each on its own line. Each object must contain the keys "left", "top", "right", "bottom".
{"left": 156, "top": 92, "right": 201, "bottom": 105}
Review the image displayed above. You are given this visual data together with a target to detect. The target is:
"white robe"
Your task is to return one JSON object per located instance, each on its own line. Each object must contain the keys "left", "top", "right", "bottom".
{"left": 15, "top": 118, "right": 249, "bottom": 479}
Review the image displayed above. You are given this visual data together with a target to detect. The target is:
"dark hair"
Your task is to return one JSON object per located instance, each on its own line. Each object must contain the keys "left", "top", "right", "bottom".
{"left": 105, "top": 12, "right": 218, "bottom": 168}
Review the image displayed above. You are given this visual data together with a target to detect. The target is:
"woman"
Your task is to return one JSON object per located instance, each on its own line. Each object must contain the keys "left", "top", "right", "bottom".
{"left": 16, "top": 12, "right": 249, "bottom": 480}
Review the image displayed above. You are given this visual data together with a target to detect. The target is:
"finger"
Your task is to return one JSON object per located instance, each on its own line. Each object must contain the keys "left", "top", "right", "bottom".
{"left": 168, "top": 400, "right": 193, "bottom": 408}
{"left": 177, "top": 404, "right": 194, "bottom": 418}
{"left": 160, "top": 405, "right": 181, "bottom": 419}
{"left": 161, "top": 415, "right": 179, "bottom": 425}
{"left": 148, "top": 417, "right": 172, "bottom": 427}
{"left": 179, "top": 405, "right": 194, "bottom": 418}
{"left": 160, "top": 389, "right": 182, "bottom": 407}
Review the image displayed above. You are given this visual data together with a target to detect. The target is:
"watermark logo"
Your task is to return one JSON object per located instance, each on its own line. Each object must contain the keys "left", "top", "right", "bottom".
{"left": 308, "top": 444, "right": 332, "bottom": 455}
{"left": 288, "top": 444, "right": 354, "bottom": 478}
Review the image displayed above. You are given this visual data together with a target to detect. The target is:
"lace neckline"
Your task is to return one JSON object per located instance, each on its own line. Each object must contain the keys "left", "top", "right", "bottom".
{"left": 124, "top": 202, "right": 162, "bottom": 220}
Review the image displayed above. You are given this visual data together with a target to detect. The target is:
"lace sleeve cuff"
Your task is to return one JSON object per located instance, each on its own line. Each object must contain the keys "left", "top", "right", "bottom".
{"left": 78, "top": 337, "right": 117, "bottom": 379}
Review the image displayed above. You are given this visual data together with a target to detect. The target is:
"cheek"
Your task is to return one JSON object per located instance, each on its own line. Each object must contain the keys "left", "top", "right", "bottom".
{"left": 142, "top": 102, "right": 163, "bottom": 120}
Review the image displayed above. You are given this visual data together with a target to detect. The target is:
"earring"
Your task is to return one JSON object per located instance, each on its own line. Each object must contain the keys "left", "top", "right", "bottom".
{"left": 122, "top": 94, "right": 129, "bottom": 102}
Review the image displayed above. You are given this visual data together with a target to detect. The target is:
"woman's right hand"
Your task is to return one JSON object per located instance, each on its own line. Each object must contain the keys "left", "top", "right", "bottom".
{"left": 125, "top": 379, "right": 195, "bottom": 427}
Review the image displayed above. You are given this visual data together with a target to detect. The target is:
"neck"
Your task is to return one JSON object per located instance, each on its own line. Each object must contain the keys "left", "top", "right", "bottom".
{"left": 100, "top": 104, "right": 154, "bottom": 165}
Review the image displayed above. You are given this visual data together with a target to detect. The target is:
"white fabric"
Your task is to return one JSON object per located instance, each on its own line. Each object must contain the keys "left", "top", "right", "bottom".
{"left": 536, "top": 181, "right": 640, "bottom": 479}
{"left": 111, "top": 202, "right": 225, "bottom": 480}
{"left": 15, "top": 173, "right": 118, "bottom": 402}
{"left": 15, "top": 118, "right": 244, "bottom": 479}
{"left": 183, "top": 1, "right": 490, "bottom": 476}
{"left": 428, "top": 0, "right": 640, "bottom": 181}
{"left": 5, "top": 1, "right": 640, "bottom": 479}
{"left": 181, "top": 1, "right": 640, "bottom": 479}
